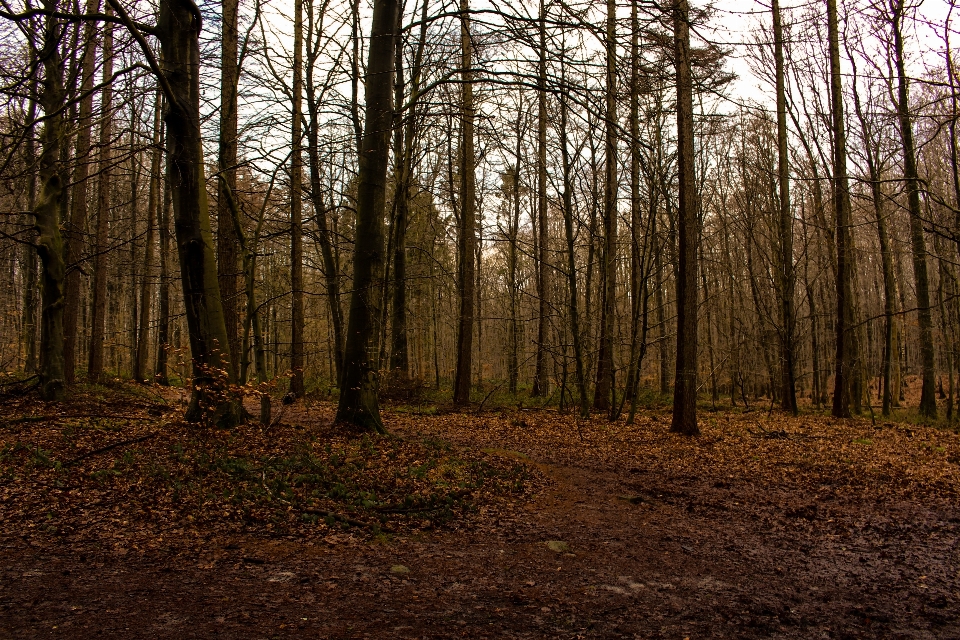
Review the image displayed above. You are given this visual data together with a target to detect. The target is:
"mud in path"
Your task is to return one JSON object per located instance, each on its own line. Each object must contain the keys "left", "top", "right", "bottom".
{"left": 1, "top": 405, "right": 958, "bottom": 639}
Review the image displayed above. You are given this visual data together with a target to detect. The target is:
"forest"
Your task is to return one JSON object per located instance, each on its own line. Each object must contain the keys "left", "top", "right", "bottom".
{"left": 1, "top": 0, "right": 960, "bottom": 636}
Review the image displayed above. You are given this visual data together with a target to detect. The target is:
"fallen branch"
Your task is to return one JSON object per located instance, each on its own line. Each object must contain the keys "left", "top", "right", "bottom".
{"left": 65, "top": 432, "right": 159, "bottom": 466}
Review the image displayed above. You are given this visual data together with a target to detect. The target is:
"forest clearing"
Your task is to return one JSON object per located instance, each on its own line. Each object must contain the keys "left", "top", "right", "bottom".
{"left": 1, "top": 382, "right": 958, "bottom": 638}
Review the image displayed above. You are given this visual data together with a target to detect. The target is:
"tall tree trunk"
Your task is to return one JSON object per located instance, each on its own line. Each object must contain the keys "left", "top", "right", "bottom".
{"left": 773, "top": 0, "right": 797, "bottom": 414}
{"left": 63, "top": 0, "right": 99, "bottom": 384}
{"left": 155, "top": 179, "right": 171, "bottom": 384}
{"left": 531, "top": 0, "right": 549, "bottom": 398}
{"left": 22, "top": 95, "right": 38, "bottom": 375}
{"left": 559, "top": 68, "right": 589, "bottom": 418}
{"left": 850, "top": 57, "right": 897, "bottom": 416}
{"left": 305, "top": 0, "right": 344, "bottom": 383}
{"left": 891, "top": 0, "right": 936, "bottom": 418}
{"left": 334, "top": 0, "right": 399, "bottom": 432}
{"left": 453, "top": 0, "right": 476, "bottom": 406}
{"left": 35, "top": 0, "right": 67, "bottom": 401}
{"left": 624, "top": 0, "right": 642, "bottom": 408}
{"left": 127, "top": 92, "right": 142, "bottom": 377}
{"left": 87, "top": 9, "right": 113, "bottom": 382}
{"left": 135, "top": 93, "right": 162, "bottom": 382}
{"left": 671, "top": 0, "right": 699, "bottom": 436}
{"left": 827, "top": 0, "right": 856, "bottom": 418}
{"left": 217, "top": 0, "right": 240, "bottom": 381}
{"left": 593, "top": 0, "right": 617, "bottom": 413}
{"left": 149, "top": 0, "right": 240, "bottom": 424}
{"left": 289, "top": 0, "right": 306, "bottom": 398}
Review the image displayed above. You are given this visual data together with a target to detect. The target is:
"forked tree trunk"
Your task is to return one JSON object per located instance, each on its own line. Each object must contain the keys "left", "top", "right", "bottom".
{"left": 149, "top": 0, "right": 239, "bottom": 425}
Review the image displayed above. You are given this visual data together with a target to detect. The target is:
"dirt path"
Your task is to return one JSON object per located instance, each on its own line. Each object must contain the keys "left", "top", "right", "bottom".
{"left": 1, "top": 408, "right": 958, "bottom": 638}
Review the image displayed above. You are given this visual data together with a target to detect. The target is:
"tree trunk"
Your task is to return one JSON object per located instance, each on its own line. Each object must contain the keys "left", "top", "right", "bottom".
{"left": 531, "top": 0, "right": 549, "bottom": 398}
{"left": 827, "top": 0, "right": 856, "bottom": 418}
{"left": 217, "top": 0, "right": 241, "bottom": 381}
{"left": 289, "top": 0, "right": 306, "bottom": 398}
{"left": 155, "top": 179, "right": 171, "bottom": 385}
{"left": 773, "top": 0, "right": 797, "bottom": 414}
{"left": 34, "top": 0, "right": 67, "bottom": 401}
{"left": 87, "top": 9, "right": 113, "bottom": 383}
{"left": 334, "top": 0, "right": 399, "bottom": 432}
{"left": 63, "top": 0, "right": 99, "bottom": 385}
{"left": 671, "top": 0, "right": 699, "bottom": 436}
{"left": 593, "top": 0, "right": 617, "bottom": 413}
{"left": 891, "top": 0, "right": 937, "bottom": 418}
{"left": 453, "top": 0, "right": 476, "bottom": 406}
{"left": 135, "top": 93, "right": 162, "bottom": 382}
{"left": 559, "top": 69, "right": 589, "bottom": 418}
{"left": 154, "top": 0, "right": 240, "bottom": 425}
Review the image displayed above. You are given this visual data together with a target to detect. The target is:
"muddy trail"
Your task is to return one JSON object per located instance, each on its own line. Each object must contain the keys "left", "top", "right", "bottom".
{"left": 1, "top": 395, "right": 959, "bottom": 639}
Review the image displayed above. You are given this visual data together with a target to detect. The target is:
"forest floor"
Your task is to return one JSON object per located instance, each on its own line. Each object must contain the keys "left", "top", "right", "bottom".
{"left": 1, "top": 381, "right": 959, "bottom": 639}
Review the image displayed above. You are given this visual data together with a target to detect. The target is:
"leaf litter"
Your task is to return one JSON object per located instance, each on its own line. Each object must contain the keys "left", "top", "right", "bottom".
{"left": 0, "top": 383, "right": 958, "bottom": 638}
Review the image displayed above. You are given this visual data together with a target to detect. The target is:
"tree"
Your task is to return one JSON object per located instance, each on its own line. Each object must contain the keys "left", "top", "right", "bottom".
{"left": 772, "top": 0, "right": 797, "bottom": 414}
{"left": 217, "top": 0, "right": 241, "bottom": 382}
{"left": 289, "top": 0, "right": 306, "bottom": 398}
{"left": 890, "top": 0, "right": 936, "bottom": 418}
{"left": 827, "top": 0, "right": 856, "bottom": 418}
{"left": 34, "top": 0, "right": 67, "bottom": 401}
{"left": 670, "top": 0, "right": 699, "bottom": 436}
{"left": 334, "top": 0, "right": 399, "bottom": 432}
{"left": 453, "top": 0, "right": 476, "bottom": 406}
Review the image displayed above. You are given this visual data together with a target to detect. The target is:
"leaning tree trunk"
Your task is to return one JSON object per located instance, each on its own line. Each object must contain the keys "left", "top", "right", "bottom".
{"left": 35, "top": 1, "right": 67, "bottom": 401}
{"left": 670, "top": 0, "right": 699, "bottom": 436}
{"left": 334, "top": 0, "right": 399, "bottom": 432}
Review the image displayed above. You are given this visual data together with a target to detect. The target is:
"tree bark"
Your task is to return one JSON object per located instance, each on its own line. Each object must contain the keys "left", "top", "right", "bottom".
{"left": 827, "top": 0, "right": 857, "bottom": 418}
{"left": 671, "top": 0, "right": 699, "bottom": 436}
{"left": 34, "top": 0, "right": 67, "bottom": 401}
{"left": 289, "top": 0, "right": 306, "bottom": 398}
{"left": 891, "top": 0, "right": 937, "bottom": 418}
{"left": 135, "top": 93, "right": 162, "bottom": 382}
{"left": 217, "top": 0, "right": 240, "bottom": 381}
{"left": 87, "top": 9, "right": 113, "bottom": 383}
{"left": 152, "top": 0, "right": 240, "bottom": 425}
{"left": 63, "top": 0, "right": 99, "bottom": 384}
{"left": 531, "top": 0, "right": 549, "bottom": 398}
{"left": 593, "top": 0, "right": 617, "bottom": 413}
{"left": 334, "top": 0, "right": 399, "bottom": 432}
{"left": 773, "top": 0, "right": 797, "bottom": 414}
{"left": 453, "top": 0, "right": 476, "bottom": 406}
